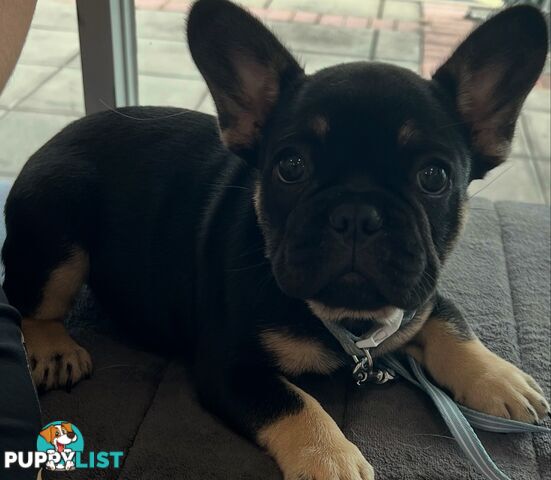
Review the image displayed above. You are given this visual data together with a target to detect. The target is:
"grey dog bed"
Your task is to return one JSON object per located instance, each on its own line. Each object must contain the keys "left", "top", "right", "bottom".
{"left": 34, "top": 198, "right": 550, "bottom": 480}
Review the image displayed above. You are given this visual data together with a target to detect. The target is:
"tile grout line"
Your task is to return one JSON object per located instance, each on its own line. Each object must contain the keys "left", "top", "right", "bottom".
{"left": 531, "top": 160, "right": 550, "bottom": 205}
{"left": 377, "top": 0, "right": 386, "bottom": 21}
{"left": 368, "top": 0, "right": 386, "bottom": 61}
{"left": 29, "top": 24, "right": 77, "bottom": 34}
{"left": 137, "top": 71, "right": 201, "bottom": 81}
{"left": 520, "top": 114, "right": 549, "bottom": 205}
{"left": 419, "top": 0, "right": 426, "bottom": 77}
{"left": 9, "top": 105, "right": 82, "bottom": 118}
{"left": 193, "top": 89, "right": 209, "bottom": 111}
{"left": 7, "top": 50, "right": 81, "bottom": 114}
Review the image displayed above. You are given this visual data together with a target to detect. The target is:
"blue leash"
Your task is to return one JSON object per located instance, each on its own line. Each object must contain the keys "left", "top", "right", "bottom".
{"left": 381, "top": 355, "right": 550, "bottom": 480}
{"left": 317, "top": 310, "right": 550, "bottom": 479}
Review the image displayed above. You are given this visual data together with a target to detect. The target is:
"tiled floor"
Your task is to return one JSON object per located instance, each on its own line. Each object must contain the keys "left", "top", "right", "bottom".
{"left": 0, "top": 0, "right": 549, "bottom": 205}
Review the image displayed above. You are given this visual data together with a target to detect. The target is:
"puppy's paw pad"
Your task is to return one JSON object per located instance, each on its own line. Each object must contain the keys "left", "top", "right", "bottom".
{"left": 458, "top": 359, "right": 549, "bottom": 423}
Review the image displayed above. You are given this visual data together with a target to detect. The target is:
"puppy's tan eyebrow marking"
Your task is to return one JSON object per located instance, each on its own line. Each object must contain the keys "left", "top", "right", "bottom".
{"left": 310, "top": 115, "right": 329, "bottom": 137}
{"left": 398, "top": 120, "right": 419, "bottom": 146}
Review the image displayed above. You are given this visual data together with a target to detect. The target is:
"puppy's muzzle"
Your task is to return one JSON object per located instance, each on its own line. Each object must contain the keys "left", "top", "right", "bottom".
{"left": 328, "top": 202, "right": 383, "bottom": 247}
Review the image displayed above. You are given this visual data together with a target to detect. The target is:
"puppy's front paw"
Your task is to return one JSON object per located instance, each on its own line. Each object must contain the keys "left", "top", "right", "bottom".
{"left": 454, "top": 351, "right": 549, "bottom": 423}
{"left": 286, "top": 438, "right": 374, "bottom": 480}
{"left": 22, "top": 319, "right": 92, "bottom": 392}
{"left": 259, "top": 384, "right": 374, "bottom": 480}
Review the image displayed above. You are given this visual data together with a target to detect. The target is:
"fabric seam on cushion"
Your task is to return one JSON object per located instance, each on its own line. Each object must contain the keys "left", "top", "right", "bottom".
{"left": 495, "top": 202, "right": 542, "bottom": 480}
{"left": 341, "top": 374, "right": 350, "bottom": 430}
{"left": 115, "top": 360, "right": 170, "bottom": 480}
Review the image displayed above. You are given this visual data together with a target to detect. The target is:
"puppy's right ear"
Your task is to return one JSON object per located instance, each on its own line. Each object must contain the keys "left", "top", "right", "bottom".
{"left": 432, "top": 6, "right": 548, "bottom": 179}
{"left": 188, "top": 0, "right": 304, "bottom": 157}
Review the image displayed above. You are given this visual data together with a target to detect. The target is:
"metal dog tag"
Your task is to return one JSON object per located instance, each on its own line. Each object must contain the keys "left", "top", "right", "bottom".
{"left": 352, "top": 349, "right": 396, "bottom": 386}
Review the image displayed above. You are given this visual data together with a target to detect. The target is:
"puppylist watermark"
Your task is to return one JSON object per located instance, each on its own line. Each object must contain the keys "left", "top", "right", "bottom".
{"left": 4, "top": 421, "right": 124, "bottom": 472}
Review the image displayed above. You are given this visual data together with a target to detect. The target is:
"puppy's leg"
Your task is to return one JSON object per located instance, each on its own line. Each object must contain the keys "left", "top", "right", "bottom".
{"left": 198, "top": 368, "right": 373, "bottom": 480}
{"left": 260, "top": 381, "right": 374, "bottom": 480}
{"left": 3, "top": 240, "right": 92, "bottom": 391}
{"left": 406, "top": 294, "right": 549, "bottom": 423}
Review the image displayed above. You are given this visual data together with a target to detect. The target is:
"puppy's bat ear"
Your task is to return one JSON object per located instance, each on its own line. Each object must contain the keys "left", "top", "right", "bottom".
{"left": 432, "top": 6, "right": 548, "bottom": 179}
{"left": 187, "top": 0, "right": 304, "bottom": 158}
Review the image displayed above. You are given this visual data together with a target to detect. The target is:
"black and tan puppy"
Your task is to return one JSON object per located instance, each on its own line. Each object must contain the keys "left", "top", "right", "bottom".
{"left": 3, "top": 1, "right": 549, "bottom": 478}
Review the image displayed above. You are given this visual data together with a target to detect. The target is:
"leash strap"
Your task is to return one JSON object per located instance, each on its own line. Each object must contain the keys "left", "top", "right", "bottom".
{"left": 316, "top": 312, "right": 549, "bottom": 478}
{"left": 381, "top": 355, "right": 551, "bottom": 480}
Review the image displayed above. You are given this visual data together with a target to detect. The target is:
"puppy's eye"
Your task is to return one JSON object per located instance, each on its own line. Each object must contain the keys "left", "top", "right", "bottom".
{"left": 277, "top": 153, "right": 307, "bottom": 184}
{"left": 417, "top": 165, "right": 448, "bottom": 195}
{"left": 55, "top": 432, "right": 60, "bottom": 437}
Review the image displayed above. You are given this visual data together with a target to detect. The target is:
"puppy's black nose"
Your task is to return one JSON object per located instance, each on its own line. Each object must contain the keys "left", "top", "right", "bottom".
{"left": 358, "top": 204, "right": 383, "bottom": 235}
{"left": 67, "top": 432, "right": 75, "bottom": 439}
{"left": 329, "top": 203, "right": 383, "bottom": 242}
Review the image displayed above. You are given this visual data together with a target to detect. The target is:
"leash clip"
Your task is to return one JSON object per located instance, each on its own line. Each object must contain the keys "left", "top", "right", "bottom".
{"left": 352, "top": 349, "right": 396, "bottom": 386}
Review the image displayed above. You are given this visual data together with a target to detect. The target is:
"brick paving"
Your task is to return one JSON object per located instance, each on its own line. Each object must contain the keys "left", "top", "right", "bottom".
{"left": 0, "top": 0, "right": 549, "bottom": 203}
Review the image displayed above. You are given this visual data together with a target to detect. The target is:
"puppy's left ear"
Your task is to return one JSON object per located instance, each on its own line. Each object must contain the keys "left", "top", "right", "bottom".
{"left": 187, "top": 0, "right": 304, "bottom": 158}
{"left": 433, "top": 6, "right": 548, "bottom": 179}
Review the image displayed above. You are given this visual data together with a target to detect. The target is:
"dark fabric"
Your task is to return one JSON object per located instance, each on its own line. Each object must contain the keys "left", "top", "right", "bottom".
{"left": 28, "top": 199, "right": 551, "bottom": 479}
{"left": 0, "top": 287, "right": 42, "bottom": 480}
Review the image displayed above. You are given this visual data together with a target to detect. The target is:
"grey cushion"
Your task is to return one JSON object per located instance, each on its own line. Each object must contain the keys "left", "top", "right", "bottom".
{"left": 31, "top": 198, "right": 550, "bottom": 479}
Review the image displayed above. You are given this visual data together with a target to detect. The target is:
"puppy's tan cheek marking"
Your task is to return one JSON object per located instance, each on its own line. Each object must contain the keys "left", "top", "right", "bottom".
{"left": 253, "top": 180, "right": 275, "bottom": 258}
{"left": 261, "top": 330, "right": 343, "bottom": 375}
{"left": 253, "top": 180, "right": 263, "bottom": 222}
{"left": 35, "top": 248, "right": 89, "bottom": 320}
{"left": 457, "top": 201, "right": 469, "bottom": 233}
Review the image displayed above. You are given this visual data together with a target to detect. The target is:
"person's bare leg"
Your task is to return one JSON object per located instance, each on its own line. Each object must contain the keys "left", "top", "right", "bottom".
{"left": 0, "top": 0, "right": 37, "bottom": 92}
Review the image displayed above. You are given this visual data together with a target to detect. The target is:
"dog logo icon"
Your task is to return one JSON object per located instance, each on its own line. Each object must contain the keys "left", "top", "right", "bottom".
{"left": 37, "top": 421, "right": 84, "bottom": 471}
{"left": 3, "top": 421, "right": 122, "bottom": 471}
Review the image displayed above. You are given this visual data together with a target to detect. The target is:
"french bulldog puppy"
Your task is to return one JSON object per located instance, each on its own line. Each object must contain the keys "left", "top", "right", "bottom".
{"left": 3, "top": 1, "right": 549, "bottom": 478}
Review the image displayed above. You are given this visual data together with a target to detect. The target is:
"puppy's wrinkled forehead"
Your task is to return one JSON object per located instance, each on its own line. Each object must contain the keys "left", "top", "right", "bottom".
{"left": 270, "top": 63, "right": 458, "bottom": 158}
{"left": 190, "top": 0, "right": 547, "bottom": 179}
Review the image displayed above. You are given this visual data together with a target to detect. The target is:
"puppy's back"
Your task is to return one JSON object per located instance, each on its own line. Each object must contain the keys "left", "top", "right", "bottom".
{"left": 3, "top": 106, "right": 236, "bottom": 352}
